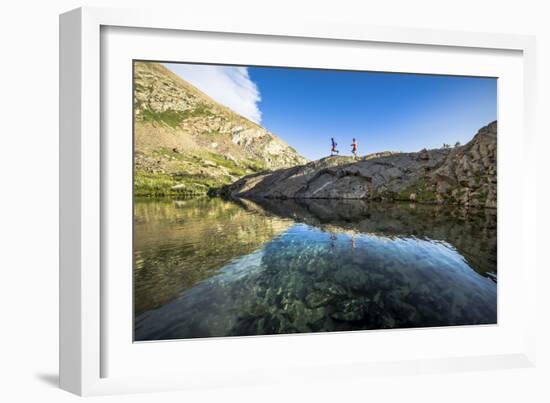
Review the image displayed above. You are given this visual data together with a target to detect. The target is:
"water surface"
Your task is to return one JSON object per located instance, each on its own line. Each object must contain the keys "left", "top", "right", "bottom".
{"left": 134, "top": 198, "right": 496, "bottom": 341}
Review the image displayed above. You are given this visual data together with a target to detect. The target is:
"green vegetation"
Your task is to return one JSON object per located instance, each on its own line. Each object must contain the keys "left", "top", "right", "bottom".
{"left": 134, "top": 171, "right": 177, "bottom": 197}
{"left": 471, "top": 188, "right": 488, "bottom": 202}
{"left": 135, "top": 148, "right": 269, "bottom": 197}
{"left": 244, "top": 159, "right": 268, "bottom": 173}
{"left": 202, "top": 129, "right": 222, "bottom": 136}
{"left": 195, "top": 151, "right": 268, "bottom": 177}
{"left": 141, "top": 109, "right": 189, "bottom": 128}
{"left": 134, "top": 170, "right": 222, "bottom": 197}
{"left": 415, "top": 189, "right": 438, "bottom": 203}
{"left": 372, "top": 189, "right": 397, "bottom": 201}
{"left": 394, "top": 180, "right": 438, "bottom": 203}
{"left": 474, "top": 173, "right": 484, "bottom": 185}
{"left": 149, "top": 147, "right": 266, "bottom": 175}
{"left": 191, "top": 103, "right": 213, "bottom": 117}
{"left": 139, "top": 103, "right": 213, "bottom": 128}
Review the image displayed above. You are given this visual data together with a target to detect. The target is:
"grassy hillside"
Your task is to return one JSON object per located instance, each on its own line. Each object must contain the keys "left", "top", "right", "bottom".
{"left": 133, "top": 62, "right": 307, "bottom": 196}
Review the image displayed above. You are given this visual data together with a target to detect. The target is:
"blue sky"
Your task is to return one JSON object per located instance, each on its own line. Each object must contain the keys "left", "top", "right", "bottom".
{"left": 165, "top": 63, "right": 496, "bottom": 161}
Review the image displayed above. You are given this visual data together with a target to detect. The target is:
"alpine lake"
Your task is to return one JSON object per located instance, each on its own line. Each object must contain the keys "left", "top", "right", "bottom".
{"left": 134, "top": 197, "right": 497, "bottom": 341}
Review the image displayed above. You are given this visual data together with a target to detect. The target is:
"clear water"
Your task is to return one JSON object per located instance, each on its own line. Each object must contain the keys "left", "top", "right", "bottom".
{"left": 134, "top": 198, "right": 497, "bottom": 341}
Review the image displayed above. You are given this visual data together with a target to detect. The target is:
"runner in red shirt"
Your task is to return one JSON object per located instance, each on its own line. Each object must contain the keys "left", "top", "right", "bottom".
{"left": 351, "top": 138, "right": 358, "bottom": 160}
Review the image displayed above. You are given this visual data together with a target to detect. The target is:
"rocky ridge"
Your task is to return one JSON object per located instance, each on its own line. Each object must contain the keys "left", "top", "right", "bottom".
{"left": 227, "top": 121, "right": 497, "bottom": 208}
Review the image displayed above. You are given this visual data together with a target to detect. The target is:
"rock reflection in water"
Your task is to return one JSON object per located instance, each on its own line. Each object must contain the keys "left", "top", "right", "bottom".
{"left": 134, "top": 198, "right": 497, "bottom": 341}
{"left": 245, "top": 198, "right": 497, "bottom": 279}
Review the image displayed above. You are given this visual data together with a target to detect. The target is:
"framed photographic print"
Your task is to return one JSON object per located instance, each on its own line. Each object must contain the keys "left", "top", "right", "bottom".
{"left": 60, "top": 7, "right": 537, "bottom": 396}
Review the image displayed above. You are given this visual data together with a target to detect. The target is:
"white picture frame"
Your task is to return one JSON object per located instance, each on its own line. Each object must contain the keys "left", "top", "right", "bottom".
{"left": 60, "top": 6, "right": 537, "bottom": 396}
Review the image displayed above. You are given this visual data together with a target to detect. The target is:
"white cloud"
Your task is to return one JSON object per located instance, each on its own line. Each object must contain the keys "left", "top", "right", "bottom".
{"left": 163, "top": 63, "right": 262, "bottom": 124}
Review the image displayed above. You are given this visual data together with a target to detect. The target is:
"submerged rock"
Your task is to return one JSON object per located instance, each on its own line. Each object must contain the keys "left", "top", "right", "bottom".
{"left": 305, "top": 291, "right": 334, "bottom": 308}
{"left": 331, "top": 298, "right": 370, "bottom": 322}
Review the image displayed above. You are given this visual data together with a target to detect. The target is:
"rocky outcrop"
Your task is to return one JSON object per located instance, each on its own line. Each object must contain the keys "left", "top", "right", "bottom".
{"left": 134, "top": 62, "right": 307, "bottom": 196}
{"left": 227, "top": 121, "right": 497, "bottom": 208}
{"left": 431, "top": 121, "right": 497, "bottom": 208}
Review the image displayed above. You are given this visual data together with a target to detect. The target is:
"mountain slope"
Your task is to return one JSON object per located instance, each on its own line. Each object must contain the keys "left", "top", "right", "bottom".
{"left": 133, "top": 62, "right": 307, "bottom": 196}
{"left": 227, "top": 121, "right": 497, "bottom": 208}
